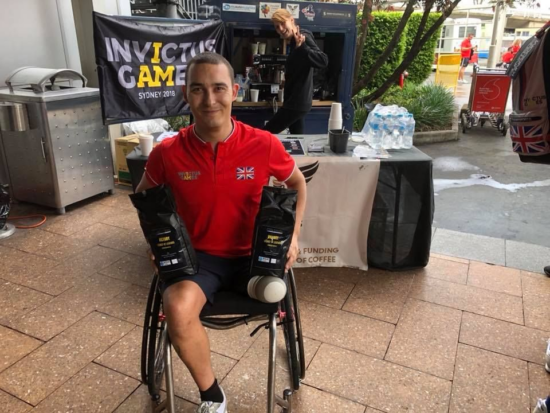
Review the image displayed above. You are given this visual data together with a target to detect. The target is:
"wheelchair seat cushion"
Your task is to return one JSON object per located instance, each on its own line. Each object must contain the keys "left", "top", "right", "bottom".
{"left": 200, "top": 291, "right": 279, "bottom": 317}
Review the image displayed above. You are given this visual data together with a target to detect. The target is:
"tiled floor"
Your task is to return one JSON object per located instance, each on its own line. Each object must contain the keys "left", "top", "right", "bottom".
{"left": 1, "top": 186, "right": 550, "bottom": 412}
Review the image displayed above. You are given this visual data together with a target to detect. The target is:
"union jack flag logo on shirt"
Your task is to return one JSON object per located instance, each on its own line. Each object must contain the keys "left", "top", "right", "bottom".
{"left": 236, "top": 166, "right": 255, "bottom": 180}
{"left": 510, "top": 124, "right": 548, "bottom": 155}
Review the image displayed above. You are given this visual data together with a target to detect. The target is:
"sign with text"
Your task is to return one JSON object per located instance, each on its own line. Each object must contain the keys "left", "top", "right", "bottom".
{"left": 471, "top": 73, "right": 512, "bottom": 113}
{"left": 93, "top": 12, "right": 225, "bottom": 123}
{"left": 292, "top": 157, "right": 380, "bottom": 270}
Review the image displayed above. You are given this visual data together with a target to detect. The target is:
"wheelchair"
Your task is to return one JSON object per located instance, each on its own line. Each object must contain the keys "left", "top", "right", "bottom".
{"left": 141, "top": 269, "right": 305, "bottom": 413}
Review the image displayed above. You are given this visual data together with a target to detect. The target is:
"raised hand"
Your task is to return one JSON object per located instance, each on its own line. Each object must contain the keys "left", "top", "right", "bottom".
{"left": 294, "top": 25, "right": 305, "bottom": 48}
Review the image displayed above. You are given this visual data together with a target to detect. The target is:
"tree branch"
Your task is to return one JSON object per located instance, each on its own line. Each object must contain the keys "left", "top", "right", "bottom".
{"left": 409, "top": 0, "right": 436, "bottom": 53}
{"left": 355, "top": 0, "right": 416, "bottom": 94}
{"left": 353, "top": 0, "right": 373, "bottom": 84}
{"left": 359, "top": 0, "right": 461, "bottom": 101}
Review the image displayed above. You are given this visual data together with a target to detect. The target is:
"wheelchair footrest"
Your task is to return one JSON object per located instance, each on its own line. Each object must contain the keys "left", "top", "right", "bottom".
{"left": 277, "top": 388, "right": 294, "bottom": 412}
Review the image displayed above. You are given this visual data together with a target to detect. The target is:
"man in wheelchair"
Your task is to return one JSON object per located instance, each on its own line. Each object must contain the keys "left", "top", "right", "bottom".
{"left": 135, "top": 52, "right": 307, "bottom": 413}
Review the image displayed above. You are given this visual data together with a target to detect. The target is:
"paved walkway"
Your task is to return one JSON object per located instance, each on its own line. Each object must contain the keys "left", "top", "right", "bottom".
{"left": 1, "top": 186, "right": 550, "bottom": 412}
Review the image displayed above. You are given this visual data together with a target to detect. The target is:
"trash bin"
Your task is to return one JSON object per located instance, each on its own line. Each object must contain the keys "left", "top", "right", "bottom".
{"left": 0, "top": 67, "right": 114, "bottom": 214}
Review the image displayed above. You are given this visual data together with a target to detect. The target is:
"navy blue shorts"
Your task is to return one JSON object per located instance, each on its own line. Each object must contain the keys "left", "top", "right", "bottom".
{"left": 161, "top": 251, "right": 251, "bottom": 304}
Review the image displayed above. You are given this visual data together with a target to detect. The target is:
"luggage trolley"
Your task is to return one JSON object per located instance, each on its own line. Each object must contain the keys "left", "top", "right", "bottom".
{"left": 460, "top": 68, "right": 512, "bottom": 136}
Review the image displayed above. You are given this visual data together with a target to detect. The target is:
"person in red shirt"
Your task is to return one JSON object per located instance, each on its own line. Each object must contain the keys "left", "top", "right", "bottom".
{"left": 498, "top": 38, "right": 522, "bottom": 67}
{"left": 510, "top": 38, "right": 522, "bottom": 54}
{"left": 135, "top": 52, "right": 307, "bottom": 413}
{"left": 502, "top": 51, "right": 515, "bottom": 64}
{"left": 459, "top": 33, "right": 476, "bottom": 84}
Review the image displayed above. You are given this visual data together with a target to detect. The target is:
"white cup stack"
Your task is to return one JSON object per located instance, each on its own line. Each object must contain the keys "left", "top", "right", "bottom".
{"left": 328, "top": 102, "right": 343, "bottom": 132}
{"left": 139, "top": 134, "right": 154, "bottom": 157}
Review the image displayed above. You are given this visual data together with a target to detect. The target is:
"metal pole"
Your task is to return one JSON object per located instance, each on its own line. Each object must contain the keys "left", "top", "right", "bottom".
{"left": 267, "top": 314, "right": 277, "bottom": 413}
{"left": 157, "top": 0, "right": 179, "bottom": 18}
{"left": 166, "top": 1, "right": 178, "bottom": 18}
{"left": 164, "top": 338, "right": 176, "bottom": 413}
{"left": 487, "top": 0, "right": 507, "bottom": 68}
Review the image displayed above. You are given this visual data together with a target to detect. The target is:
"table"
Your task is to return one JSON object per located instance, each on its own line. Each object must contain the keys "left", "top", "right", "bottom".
{"left": 369, "top": 147, "right": 434, "bottom": 271}
{"left": 126, "top": 135, "right": 433, "bottom": 271}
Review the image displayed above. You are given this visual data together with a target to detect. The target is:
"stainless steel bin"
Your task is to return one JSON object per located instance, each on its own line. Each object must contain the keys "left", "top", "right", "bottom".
{"left": 0, "top": 67, "right": 114, "bottom": 214}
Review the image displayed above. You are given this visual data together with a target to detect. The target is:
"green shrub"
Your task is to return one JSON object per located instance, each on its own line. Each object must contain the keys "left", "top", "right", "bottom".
{"left": 355, "top": 12, "right": 442, "bottom": 98}
{"left": 353, "top": 98, "right": 368, "bottom": 132}
{"left": 357, "top": 12, "right": 408, "bottom": 96}
{"left": 404, "top": 13, "right": 442, "bottom": 84}
{"left": 381, "top": 83, "right": 454, "bottom": 131}
{"left": 164, "top": 115, "right": 190, "bottom": 131}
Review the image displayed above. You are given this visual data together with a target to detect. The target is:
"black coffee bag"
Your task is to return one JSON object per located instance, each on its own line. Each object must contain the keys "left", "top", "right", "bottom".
{"left": 129, "top": 185, "right": 198, "bottom": 281}
{"left": 250, "top": 186, "right": 297, "bottom": 278}
{"left": 0, "top": 185, "right": 10, "bottom": 231}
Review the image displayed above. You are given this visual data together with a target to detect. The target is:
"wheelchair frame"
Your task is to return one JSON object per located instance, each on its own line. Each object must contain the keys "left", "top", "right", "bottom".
{"left": 141, "top": 269, "right": 305, "bottom": 413}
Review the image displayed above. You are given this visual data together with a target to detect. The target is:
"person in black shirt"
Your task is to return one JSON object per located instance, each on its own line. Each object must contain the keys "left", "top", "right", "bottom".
{"left": 264, "top": 9, "right": 328, "bottom": 134}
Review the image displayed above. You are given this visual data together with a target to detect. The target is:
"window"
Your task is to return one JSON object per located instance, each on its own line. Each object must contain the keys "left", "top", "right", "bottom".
{"left": 522, "top": 31, "right": 530, "bottom": 36}
{"left": 516, "top": 31, "right": 522, "bottom": 36}
{"left": 459, "top": 26, "right": 477, "bottom": 37}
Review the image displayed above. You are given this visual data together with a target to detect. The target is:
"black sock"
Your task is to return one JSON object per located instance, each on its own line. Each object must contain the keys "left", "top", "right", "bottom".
{"left": 199, "top": 379, "right": 223, "bottom": 403}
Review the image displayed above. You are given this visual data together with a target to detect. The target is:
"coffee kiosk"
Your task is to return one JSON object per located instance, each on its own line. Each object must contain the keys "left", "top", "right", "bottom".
{"left": 198, "top": 0, "right": 357, "bottom": 133}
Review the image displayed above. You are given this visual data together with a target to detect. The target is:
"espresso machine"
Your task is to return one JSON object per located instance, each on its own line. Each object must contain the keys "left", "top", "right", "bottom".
{"left": 250, "top": 54, "right": 286, "bottom": 102}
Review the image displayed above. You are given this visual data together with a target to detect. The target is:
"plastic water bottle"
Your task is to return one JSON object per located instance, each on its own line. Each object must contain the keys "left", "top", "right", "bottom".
{"left": 369, "top": 115, "right": 382, "bottom": 149}
{"left": 392, "top": 114, "right": 404, "bottom": 149}
{"left": 382, "top": 114, "right": 393, "bottom": 149}
{"left": 403, "top": 114, "right": 415, "bottom": 149}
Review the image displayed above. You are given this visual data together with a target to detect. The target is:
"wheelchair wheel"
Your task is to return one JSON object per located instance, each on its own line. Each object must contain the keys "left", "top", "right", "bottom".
{"left": 141, "top": 273, "right": 158, "bottom": 385}
{"left": 281, "top": 273, "right": 301, "bottom": 391}
{"left": 288, "top": 269, "right": 305, "bottom": 381}
{"left": 141, "top": 274, "right": 168, "bottom": 400}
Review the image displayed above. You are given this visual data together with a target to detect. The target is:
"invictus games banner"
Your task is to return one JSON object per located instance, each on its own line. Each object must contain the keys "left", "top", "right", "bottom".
{"left": 93, "top": 12, "right": 225, "bottom": 123}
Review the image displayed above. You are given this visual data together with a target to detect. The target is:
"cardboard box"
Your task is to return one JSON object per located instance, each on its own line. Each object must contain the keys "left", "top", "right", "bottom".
{"left": 115, "top": 132, "right": 176, "bottom": 182}
{"left": 115, "top": 134, "right": 141, "bottom": 180}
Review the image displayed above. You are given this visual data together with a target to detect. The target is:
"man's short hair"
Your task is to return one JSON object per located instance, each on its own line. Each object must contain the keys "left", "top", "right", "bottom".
{"left": 271, "top": 9, "right": 292, "bottom": 24}
{"left": 185, "top": 52, "right": 234, "bottom": 86}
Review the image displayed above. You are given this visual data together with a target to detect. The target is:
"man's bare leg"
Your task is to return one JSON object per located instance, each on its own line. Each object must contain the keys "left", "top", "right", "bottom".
{"left": 458, "top": 66, "right": 465, "bottom": 81}
{"left": 163, "top": 280, "right": 214, "bottom": 390}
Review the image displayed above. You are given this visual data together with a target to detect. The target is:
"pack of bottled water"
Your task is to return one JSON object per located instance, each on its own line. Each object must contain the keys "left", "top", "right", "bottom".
{"left": 360, "top": 104, "right": 415, "bottom": 150}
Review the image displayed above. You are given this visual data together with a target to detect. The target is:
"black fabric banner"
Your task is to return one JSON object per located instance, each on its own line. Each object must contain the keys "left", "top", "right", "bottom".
{"left": 93, "top": 13, "right": 225, "bottom": 124}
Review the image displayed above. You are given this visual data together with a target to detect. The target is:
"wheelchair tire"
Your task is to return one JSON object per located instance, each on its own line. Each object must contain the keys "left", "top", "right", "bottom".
{"left": 148, "top": 288, "right": 167, "bottom": 398}
{"left": 281, "top": 277, "right": 301, "bottom": 391}
{"left": 141, "top": 273, "right": 159, "bottom": 385}
{"left": 288, "top": 269, "right": 306, "bottom": 381}
{"left": 142, "top": 274, "right": 168, "bottom": 400}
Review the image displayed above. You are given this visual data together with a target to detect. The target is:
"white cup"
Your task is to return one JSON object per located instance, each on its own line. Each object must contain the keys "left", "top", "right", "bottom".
{"left": 259, "top": 43, "right": 266, "bottom": 54}
{"left": 277, "top": 89, "right": 284, "bottom": 103}
{"left": 329, "top": 102, "right": 343, "bottom": 121}
{"left": 251, "top": 43, "right": 259, "bottom": 55}
{"left": 250, "top": 89, "right": 259, "bottom": 102}
{"left": 139, "top": 134, "right": 154, "bottom": 157}
{"left": 328, "top": 119, "right": 343, "bottom": 132}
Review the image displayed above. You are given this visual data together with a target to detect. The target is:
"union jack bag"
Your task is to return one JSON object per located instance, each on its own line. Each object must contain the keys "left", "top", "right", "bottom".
{"left": 507, "top": 21, "right": 550, "bottom": 164}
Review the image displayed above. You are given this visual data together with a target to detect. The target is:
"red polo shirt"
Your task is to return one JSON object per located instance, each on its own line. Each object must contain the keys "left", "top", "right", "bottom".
{"left": 144, "top": 120, "right": 296, "bottom": 258}
{"left": 461, "top": 38, "right": 472, "bottom": 58}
